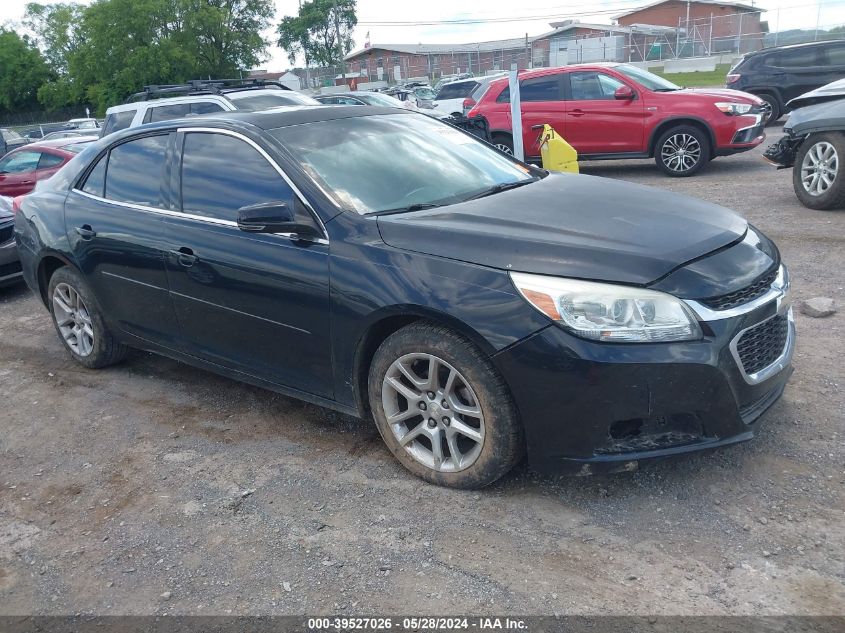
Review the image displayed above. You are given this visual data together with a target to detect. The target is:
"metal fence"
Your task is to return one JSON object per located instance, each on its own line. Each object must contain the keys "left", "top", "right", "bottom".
{"left": 0, "top": 105, "right": 91, "bottom": 130}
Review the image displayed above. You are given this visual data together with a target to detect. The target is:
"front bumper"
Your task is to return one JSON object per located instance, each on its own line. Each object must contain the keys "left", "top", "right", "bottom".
{"left": 493, "top": 275, "right": 794, "bottom": 476}
{"left": 715, "top": 111, "right": 767, "bottom": 156}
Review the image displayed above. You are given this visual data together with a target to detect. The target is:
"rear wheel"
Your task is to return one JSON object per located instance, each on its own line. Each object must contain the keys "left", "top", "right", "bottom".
{"left": 793, "top": 132, "right": 845, "bottom": 210}
{"left": 48, "top": 266, "right": 128, "bottom": 368}
{"left": 368, "top": 323, "right": 524, "bottom": 488}
{"left": 655, "top": 125, "right": 710, "bottom": 177}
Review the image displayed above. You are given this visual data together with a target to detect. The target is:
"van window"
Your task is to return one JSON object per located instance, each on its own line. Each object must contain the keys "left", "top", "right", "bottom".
{"left": 101, "top": 110, "right": 135, "bottom": 137}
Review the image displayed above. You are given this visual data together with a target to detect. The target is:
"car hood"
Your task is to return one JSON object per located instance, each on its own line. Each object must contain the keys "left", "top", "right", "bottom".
{"left": 787, "top": 78, "right": 845, "bottom": 109}
{"left": 376, "top": 173, "right": 748, "bottom": 286}
{"left": 678, "top": 87, "right": 762, "bottom": 104}
{"left": 784, "top": 98, "right": 845, "bottom": 135}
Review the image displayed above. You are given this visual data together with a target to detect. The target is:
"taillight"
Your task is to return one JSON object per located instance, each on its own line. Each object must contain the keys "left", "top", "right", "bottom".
{"left": 462, "top": 98, "right": 476, "bottom": 111}
{"left": 467, "top": 107, "right": 480, "bottom": 118}
{"left": 726, "top": 73, "right": 741, "bottom": 84}
{"left": 11, "top": 195, "right": 25, "bottom": 214}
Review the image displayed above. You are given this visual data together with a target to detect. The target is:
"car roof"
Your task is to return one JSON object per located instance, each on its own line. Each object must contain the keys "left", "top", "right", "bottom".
{"left": 23, "top": 136, "right": 100, "bottom": 151}
{"left": 750, "top": 39, "right": 845, "bottom": 55}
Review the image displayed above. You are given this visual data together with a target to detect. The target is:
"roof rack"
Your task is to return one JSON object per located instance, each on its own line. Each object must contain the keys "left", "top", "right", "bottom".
{"left": 127, "top": 78, "right": 291, "bottom": 102}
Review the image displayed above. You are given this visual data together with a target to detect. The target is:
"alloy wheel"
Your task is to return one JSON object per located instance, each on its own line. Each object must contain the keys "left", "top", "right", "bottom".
{"left": 661, "top": 133, "right": 702, "bottom": 173}
{"left": 801, "top": 141, "right": 839, "bottom": 197}
{"left": 52, "top": 282, "right": 95, "bottom": 357}
{"left": 381, "top": 352, "right": 485, "bottom": 473}
{"left": 495, "top": 143, "right": 513, "bottom": 155}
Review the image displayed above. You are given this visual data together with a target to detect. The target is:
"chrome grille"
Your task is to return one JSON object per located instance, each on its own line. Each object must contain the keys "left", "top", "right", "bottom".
{"left": 702, "top": 267, "right": 778, "bottom": 311}
{"left": 736, "top": 314, "right": 789, "bottom": 375}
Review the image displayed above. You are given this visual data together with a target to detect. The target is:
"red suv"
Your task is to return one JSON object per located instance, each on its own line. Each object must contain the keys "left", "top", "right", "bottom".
{"left": 468, "top": 63, "right": 768, "bottom": 176}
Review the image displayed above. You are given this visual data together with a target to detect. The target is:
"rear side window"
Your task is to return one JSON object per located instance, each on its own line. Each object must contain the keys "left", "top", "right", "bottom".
{"left": 521, "top": 76, "right": 562, "bottom": 101}
{"left": 101, "top": 110, "right": 135, "bottom": 137}
{"left": 825, "top": 43, "right": 845, "bottom": 66}
{"left": 81, "top": 155, "right": 107, "bottom": 197}
{"left": 436, "top": 81, "right": 479, "bottom": 100}
{"left": 180, "top": 132, "right": 298, "bottom": 222}
{"left": 105, "top": 135, "right": 169, "bottom": 208}
{"left": 0, "top": 151, "right": 40, "bottom": 173}
{"left": 37, "top": 153, "right": 65, "bottom": 169}
{"left": 190, "top": 102, "right": 225, "bottom": 115}
{"left": 144, "top": 103, "right": 190, "bottom": 123}
{"left": 764, "top": 47, "right": 821, "bottom": 68}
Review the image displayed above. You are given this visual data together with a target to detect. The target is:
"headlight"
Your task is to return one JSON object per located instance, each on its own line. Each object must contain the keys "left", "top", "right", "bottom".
{"left": 510, "top": 272, "right": 702, "bottom": 343}
{"left": 715, "top": 102, "right": 752, "bottom": 115}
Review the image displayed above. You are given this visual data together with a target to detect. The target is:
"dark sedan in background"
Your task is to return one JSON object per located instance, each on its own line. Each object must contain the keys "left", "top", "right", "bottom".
{"left": 15, "top": 106, "right": 794, "bottom": 488}
{"left": 1, "top": 196, "right": 21, "bottom": 286}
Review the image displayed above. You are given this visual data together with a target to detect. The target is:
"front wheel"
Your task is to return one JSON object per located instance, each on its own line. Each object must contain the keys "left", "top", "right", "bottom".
{"left": 756, "top": 93, "right": 781, "bottom": 126}
{"left": 654, "top": 125, "right": 710, "bottom": 177}
{"left": 793, "top": 133, "right": 845, "bottom": 210}
{"left": 368, "top": 323, "right": 524, "bottom": 488}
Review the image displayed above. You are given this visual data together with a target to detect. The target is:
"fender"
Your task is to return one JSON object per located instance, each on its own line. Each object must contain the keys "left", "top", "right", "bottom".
{"left": 647, "top": 116, "right": 718, "bottom": 158}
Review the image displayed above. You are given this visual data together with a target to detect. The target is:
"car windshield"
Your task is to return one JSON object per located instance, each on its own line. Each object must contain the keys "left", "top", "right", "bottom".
{"left": 271, "top": 113, "right": 536, "bottom": 215}
{"left": 2, "top": 129, "right": 23, "bottom": 141}
{"left": 229, "top": 91, "right": 320, "bottom": 111}
{"left": 614, "top": 64, "right": 681, "bottom": 91}
{"left": 414, "top": 87, "right": 437, "bottom": 100}
{"left": 356, "top": 93, "right": 405, "bottom": 107}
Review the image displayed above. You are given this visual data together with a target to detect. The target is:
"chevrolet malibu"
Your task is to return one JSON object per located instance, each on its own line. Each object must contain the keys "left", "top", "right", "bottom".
{"left": 15, "top": 107, "right": 794, "bottom": 488}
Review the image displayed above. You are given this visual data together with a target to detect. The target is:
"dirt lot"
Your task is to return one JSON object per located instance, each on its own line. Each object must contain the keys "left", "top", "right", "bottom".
{"left": 1, "top": 125, "right": 844, "bottom": 617}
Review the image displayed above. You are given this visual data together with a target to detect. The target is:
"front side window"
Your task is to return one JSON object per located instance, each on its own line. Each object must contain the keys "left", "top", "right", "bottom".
{"left": 825, "top": 43, "right": 845, "bottom": 66}
{"left": 105, "top": 134, "right": 169, "bottom": 208}
{"left": 270, "top": 113, "right": 535, "bottom": 215}
{"left": 102, "top": 110, "right": 136, "bottom": 136}
{"left": 180, "top": 132, "right": 298, "bottom": 222}
{"left": 0, "top": 151, "right": 41, "bottom": 174}
{"left": 569, "top": 72, "right": 626, "bottom": 100}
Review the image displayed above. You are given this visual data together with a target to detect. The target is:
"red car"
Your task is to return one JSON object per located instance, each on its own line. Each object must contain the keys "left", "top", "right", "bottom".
{"left": 467, "top": 63, "right": 768, "bottom": 176}
{"left": 0, "top": 137, "right": 96, "bottom": 197}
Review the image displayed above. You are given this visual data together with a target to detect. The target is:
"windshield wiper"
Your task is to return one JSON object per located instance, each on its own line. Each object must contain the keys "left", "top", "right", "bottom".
{"left": 371, "top": 202, "right": 441, "bottom": 216}
{"left": 463, "top": 178, "right": 537, "bottom": 201}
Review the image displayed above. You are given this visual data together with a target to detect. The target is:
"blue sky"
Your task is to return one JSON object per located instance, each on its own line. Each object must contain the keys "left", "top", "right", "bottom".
{"left": 4, "top": 0, "right": 845, "bottom": 70}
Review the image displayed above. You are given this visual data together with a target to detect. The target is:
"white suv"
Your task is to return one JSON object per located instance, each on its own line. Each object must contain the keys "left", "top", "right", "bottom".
{"left": 100, "top": 82, "right": 319, "bottom": 137}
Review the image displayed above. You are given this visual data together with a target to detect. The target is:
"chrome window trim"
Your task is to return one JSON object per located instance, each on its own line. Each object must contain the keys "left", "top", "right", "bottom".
{"left": 730, "top": 305, "right": 795, "bottom": 385}
{"left": 684, "top": 264, "right": 789, "bottom": 321}
{"left": 70, "top": 188, "right": 329, "bottom": 245}
{"left": 176, "top": 126, "right": 329, "bottom": 241}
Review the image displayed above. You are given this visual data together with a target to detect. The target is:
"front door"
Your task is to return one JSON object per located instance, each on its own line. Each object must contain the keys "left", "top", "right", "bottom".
{"left": 563, "top": 71, "right": 645, "bottom": 155}
{"left": 65, "top": 133, "right": 180, "bottom": 345}
{"left": 163, "top": 130, "right": 333, "bottom": 398}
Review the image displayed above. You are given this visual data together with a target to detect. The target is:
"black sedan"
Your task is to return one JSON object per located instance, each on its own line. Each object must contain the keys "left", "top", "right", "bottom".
{"left": 14, "top": 106, "right": 794, "bottom": 488}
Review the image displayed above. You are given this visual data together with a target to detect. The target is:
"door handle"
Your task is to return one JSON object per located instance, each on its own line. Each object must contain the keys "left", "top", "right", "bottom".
{"left": 569, "top": 109, "right": 585, "bottom": 117}
{"left": 74, "top": 225, "right": 96, "bottom": 240}
{"left": 171, "top": 247, "right": 198, "bottom": 267}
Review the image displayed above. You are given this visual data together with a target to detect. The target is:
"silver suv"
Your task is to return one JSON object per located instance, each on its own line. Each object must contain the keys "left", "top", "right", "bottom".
{"left": 101, "top": 80, "right": 319, "bottom": 137}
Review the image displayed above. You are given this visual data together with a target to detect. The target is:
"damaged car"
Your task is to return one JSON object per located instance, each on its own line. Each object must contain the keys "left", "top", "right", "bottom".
{"left": 764, "top": 78, "right": 845, "bottom": 209}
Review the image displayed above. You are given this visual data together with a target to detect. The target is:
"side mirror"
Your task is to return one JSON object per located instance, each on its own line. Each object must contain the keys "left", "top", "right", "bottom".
{"left": 237, "top": 201, "right": 320, "bottom": 238}
{"left": 614, "top": 85, "right": 636, "bottom": 100}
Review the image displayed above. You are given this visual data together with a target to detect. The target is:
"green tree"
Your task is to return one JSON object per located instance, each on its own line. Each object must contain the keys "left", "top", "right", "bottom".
{"left": 277, "top": 0, "right": 357, "bottom": 68}
{"left": 0, "top": 28, "right": 52, "bottom": 114}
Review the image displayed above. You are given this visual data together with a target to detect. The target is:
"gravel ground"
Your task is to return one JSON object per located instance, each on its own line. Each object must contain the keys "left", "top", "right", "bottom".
{"left": 1, "top": 125, "right": 843, "bottom": 616}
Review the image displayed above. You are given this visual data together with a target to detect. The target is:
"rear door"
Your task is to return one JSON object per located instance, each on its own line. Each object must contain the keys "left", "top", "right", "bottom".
{"left": 563, "top": 70, "right": 645, "bottom": 155}
{"left": 821, "top": 42, "right": 845, "bottom": 91}
{"left": 163, "top": 129, "right": 333, "bottom": 397}
{"left": 65, "top": 133, "right": 179, "bottom": 345}
{"left": 764, "top": 46, "right": 826, "bottom": 102}
{"left": 508, "top": 74, "right": 567, "bottom": 158}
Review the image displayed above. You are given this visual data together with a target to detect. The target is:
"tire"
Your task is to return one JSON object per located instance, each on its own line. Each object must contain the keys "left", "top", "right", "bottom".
{"left": 654, "top": 125, "right": 711, "bottom": 177}
{"left": 756, "top": 92, "right": 781, "bottom": 126}
{"left": 368, "top": 323, "right": 524, "bottom": 488}
{"left": 491, "top": 133, "right": 514, "bottom": 156}
{"left": 48, "top": 266, "right": 128, "bottom": 369}
{"left": 792, "top": 132, "right": 845, "bottom": 210}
